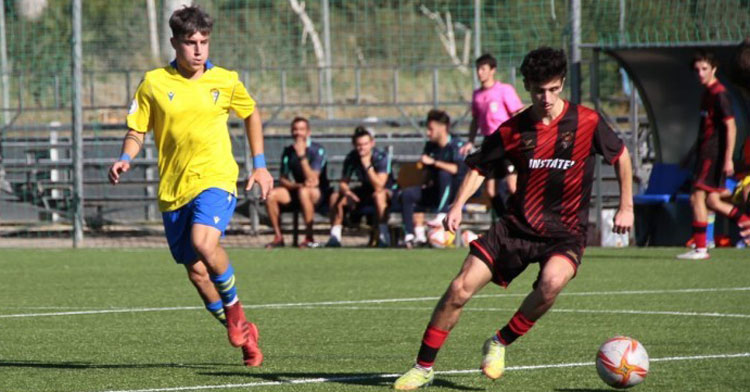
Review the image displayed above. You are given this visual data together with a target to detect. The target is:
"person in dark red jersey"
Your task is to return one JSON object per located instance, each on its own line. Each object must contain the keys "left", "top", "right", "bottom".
{"left": 677, "top": 50, "right": 750, "bottom": 260}
{"left": 393, "top": 47, "right": 634, "bottom": 390}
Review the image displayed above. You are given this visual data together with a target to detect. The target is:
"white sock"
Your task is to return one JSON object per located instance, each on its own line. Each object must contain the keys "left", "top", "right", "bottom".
{"left": 415, "top": 226, "right": 427, "bottom": 242}
{"left": 415, "top": 363, "right": 432, "bottom": 371}
{"left": 330, "top": 225, "right": 342, "bottom": 241}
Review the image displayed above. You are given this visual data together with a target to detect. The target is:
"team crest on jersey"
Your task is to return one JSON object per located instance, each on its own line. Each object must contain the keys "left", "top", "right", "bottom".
{"left": 560, "top": 130, "right": 574, "bottom": 149}
{"left": 211, "top": 88, "right": 220, "bottom": 104}
{"left": 167, "top": 91, "right": 175, "bottom": 101}
{"left": 520, "top": 137, "right": 535, "bottom": 151}
{"left": 490, "top": 101, "right": 499, "bottom": 112}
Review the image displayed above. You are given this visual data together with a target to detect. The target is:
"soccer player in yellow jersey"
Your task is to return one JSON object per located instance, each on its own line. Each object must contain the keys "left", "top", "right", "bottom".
{"left": 107, "top": 6, "right": 272, "bottom": 367}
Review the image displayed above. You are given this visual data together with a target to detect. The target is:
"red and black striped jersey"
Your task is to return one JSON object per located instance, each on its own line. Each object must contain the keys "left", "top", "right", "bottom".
{"left": 697, "top": 80, "right": 734, "bottom": 162}
{"left": 466, "top": 101, "right": 625, "bottom": 239}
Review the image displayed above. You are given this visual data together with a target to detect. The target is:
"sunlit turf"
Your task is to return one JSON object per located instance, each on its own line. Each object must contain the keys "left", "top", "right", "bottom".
{"left": 1, "top": 247, "right": 749, "bottom": 391}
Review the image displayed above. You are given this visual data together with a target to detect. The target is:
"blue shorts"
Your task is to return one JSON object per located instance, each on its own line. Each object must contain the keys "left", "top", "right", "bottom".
{"left": 162, "top": 188, "right": 236, "bottom": 264}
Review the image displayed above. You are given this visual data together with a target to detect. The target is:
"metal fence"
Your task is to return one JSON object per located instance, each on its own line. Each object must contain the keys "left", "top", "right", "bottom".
{"left": 1, "top": 0, "right": 747, "bottom": 247}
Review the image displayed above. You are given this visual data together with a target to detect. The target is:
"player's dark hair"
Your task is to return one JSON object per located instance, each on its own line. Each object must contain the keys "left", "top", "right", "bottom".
{"left": 290, "top": 116, "right": 309, "bottom": 130}
{"left": 426, "top": 109, "right": 450, "bottom": 128}
{"left": 351, "top": 126, "right": 373, "bottom": 144}
{"left": 520, "top": 47, "right": 567, "bottom": 84}
{"left": 692, "top": 49, "right": 719, "bottom": 69}
{"left": 475, "top": 53, "right": 497, "bottom": 69}
{"left": 169, "top": 5, "right": 213, "bottom": 39}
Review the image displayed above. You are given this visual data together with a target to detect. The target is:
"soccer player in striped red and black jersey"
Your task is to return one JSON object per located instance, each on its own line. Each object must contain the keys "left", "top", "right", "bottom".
{"left": 393, "top": 47, "right": 634, "bottom": 390}
{"left": 677, "top": 50, "right": 750, "bottom": 260}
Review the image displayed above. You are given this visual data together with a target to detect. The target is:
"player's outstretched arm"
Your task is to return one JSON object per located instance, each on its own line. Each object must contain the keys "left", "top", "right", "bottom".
{"left": 443, "top": 169, "right": 485, "bottom": 233}
{"left": 244, "top": 110, "right": 273, "bottom": 200}
{"left": 108, "top": 129, "right": 144, "bottom": 185}
{"left": 613, "top": 147, "right": 634, "bottom": 234}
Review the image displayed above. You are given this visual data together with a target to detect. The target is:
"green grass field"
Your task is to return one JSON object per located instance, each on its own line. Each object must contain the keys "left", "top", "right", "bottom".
{"left": 1, "top": 247, "right": 749, "bottom": 391}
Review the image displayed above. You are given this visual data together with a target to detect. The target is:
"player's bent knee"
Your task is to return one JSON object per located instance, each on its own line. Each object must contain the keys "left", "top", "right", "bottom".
{"left": 446, "top": 279, "right": 473, "bottom": 307}
{"left": 298, "top": 187, "right": 314, "bottom": 201}
{"left": 537, "top": 276, "right": 567, "bottom": 305}
{"left": 192, "top": 240, "right": 218, "bottom": 260}
{"left": 187, "top": 264, "right": 211, "bottom": 286}
{"left": 705, "top": 194, "right": 721, "bottom": 209}
{"left": 267, "top": 188, "right": 281, "bottom": 203}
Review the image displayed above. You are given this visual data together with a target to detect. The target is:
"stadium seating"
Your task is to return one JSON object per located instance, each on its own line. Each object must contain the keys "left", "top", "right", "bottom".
{"left": 633, "top": 163, "right": 690, "bottom": 205}
{"left": 634, "top": 164, "right": 692, "bottom": 246}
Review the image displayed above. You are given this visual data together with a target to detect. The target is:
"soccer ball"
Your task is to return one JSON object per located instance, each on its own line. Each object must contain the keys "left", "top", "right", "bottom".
{"left": 596, "top": 336, "right": 649, "bottom": 389}
{"left": 461, "top": 229, "right": 478, "bottom": 245}
{"left": 428, "top": 227, "right": 455, "bottom": 248}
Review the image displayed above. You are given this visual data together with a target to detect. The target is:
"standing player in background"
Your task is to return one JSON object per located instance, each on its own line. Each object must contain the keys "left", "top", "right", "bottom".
{"left": 394, "top": 47, "right": 634, "bottom": 390}
{"left": 678, "top": 50, "right": 750, "bottom": 260}
{"left": 733, "top": 38, "right": 750, "bottom": 245}
{"left": 459, "top": 54, "right": 524, "bottom": 215}
{"left": 108, "top": 6, "right": 272, "bottom": 367}
{"left": 264, "top": 117, "right": 331, "bottom": 248}
{"left": 325, "top": 126, "right": 397, "bottom": 247}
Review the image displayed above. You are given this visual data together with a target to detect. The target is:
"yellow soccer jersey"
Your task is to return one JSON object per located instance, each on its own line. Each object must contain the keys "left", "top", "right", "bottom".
{"left": 732, "top": 175, "right": 750, "bottom": 206}
{"left": 127, "top": 60, "right": 255, "bottom": 211}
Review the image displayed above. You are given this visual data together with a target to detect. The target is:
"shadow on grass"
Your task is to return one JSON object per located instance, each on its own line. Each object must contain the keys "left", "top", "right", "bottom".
{"left": 0, "top": 359, "right": 233, "bottom": 370}
{"left": 199, "top": 371, "right": 483, "bottom": 390}
{"left": 587, "top": 254, "right": 664, "bottom": 260}
{"left": 554, "top": 389, "right": 613, "bottom": 392}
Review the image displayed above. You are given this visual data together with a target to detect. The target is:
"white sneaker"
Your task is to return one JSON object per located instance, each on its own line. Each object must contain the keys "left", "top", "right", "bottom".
{"left": 676, "top": 249, "right": 710, "bottom": 260}
{"left": 427, "top": 213, "right": 446, "bottom": 228}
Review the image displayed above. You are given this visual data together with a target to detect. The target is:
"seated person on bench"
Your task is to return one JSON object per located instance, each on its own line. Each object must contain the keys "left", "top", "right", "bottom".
{"left": 265, "top": 117, "right": 331, "bottom": 248}
{"left": 325, "top": 126, "right": 398, "bottom": 248}
{"left": 398, "top": 109, "right": 468, "bottom": 248}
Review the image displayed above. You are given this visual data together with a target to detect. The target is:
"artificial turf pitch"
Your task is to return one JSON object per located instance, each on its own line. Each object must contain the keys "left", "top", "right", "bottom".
{"left": 1, "top": 247, "right": 749, "bottom": 391}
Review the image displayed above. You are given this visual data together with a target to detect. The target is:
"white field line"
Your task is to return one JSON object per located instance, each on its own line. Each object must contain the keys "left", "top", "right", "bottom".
{"left": 3, "top": 286, "right": 749, "bottom": 319}
{"left": 291, "top": 305, "right": 750, "bottom": 319}
{"left": 0, "top": 306, "right": 103, "bottom": 310}
{"left": 93, "top": 352, "right": 750, "bottom": 392}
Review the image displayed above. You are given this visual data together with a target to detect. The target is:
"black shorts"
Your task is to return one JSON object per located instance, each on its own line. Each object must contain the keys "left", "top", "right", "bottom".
{"left": 693, "top": 155, "right": 726, "bottom": 193}
{"left": 468, "top": 217, "right": 584, "bottom": 288}
{"left": 350, "top": 186, "right": 375, "bottom": 207}
{"left": 281, "top": 186, "right": 332, "bottom": 212}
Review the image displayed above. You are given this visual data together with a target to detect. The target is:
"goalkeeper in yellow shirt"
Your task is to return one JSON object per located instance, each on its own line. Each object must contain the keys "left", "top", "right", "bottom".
{"left": 107, "top": 5, "right": 272, "bottom": 367}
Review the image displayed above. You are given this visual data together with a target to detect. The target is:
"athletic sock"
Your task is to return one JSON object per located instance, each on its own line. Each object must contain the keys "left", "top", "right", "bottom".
{"left": 728, "top": 207, "right": 750, "bottom": 225}
{"left": 692, "top": 221, "right": 708, "bottom": 250}
{"left": 205, "top": 300, "right": 227, "bottom": 326}
{"left": 496, "top": 311, "right": 535, "bottom": 346}
{"left": 210, "top": 263, "right": 239, "bottom": 307}
{"left": 416, "top": 325, "right": 450, "bottom": 368}
{"left": 415, "top": 226, "right": 427, "bottom": 243}
{"left": 330, "top": 225, "right": 342, "bottom": 241}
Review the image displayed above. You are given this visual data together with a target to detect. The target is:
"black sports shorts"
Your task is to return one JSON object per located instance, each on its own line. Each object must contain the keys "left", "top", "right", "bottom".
{"left": 468, "top": 217, "right": 584, "bottom": 288}
{"left": 693, "top": 155, "right": 726, "bottom": 193}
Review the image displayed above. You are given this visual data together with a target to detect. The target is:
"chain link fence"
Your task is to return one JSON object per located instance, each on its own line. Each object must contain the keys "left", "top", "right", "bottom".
{"left": 1, "top": 0, "right": 748, "bottom": 247}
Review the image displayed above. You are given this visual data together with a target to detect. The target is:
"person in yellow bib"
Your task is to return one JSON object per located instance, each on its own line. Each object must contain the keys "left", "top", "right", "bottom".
{"left": 107, "top": 5, "right": 272, "bottom": 367}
